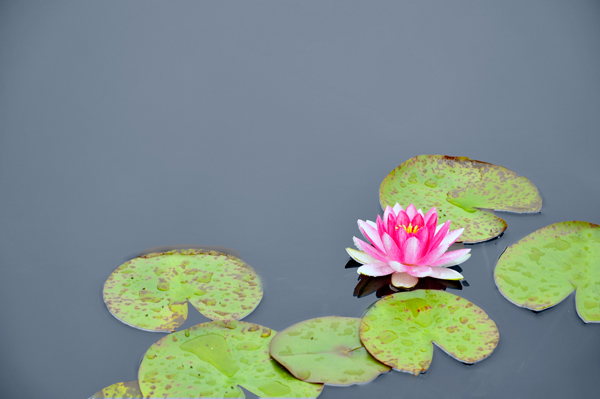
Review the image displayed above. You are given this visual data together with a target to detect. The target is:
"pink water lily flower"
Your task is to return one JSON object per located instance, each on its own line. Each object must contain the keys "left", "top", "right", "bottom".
{"left": 347, "top": 203, "right": 471, "bottom": 288}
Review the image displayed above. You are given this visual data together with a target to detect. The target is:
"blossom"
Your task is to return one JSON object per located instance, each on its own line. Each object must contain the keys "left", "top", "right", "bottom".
{"left": 347, "top": 203, "right": 471, "bottom": 288}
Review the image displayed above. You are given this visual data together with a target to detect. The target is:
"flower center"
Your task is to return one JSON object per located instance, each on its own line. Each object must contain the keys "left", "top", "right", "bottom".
{"left": 396, "top": 223, "right": 420, "bottom": 234}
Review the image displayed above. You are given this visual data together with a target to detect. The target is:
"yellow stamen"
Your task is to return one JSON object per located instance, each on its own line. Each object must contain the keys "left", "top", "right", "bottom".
{"left": 399, "top": 223, "right": 420, "bottom": 234}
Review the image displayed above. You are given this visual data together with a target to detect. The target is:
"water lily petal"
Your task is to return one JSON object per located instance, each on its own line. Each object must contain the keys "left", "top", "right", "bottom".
{"left": 396, "top": 210, "right": 410, "bottom": 228}
{"left": 393, "top": 203, "right": 403, "bottom": 214}
{"left": 353, "top": 237, "right": 388, "bottom": 262}
{"left": 358, "top": 220, "right": 384, "bottom": 252}
{"left": 415, "top": 226, "right": 430, "bottom": 259}
{"left": 412, "top": 213, "right": 424, "bottom": 229}
{"left": 389, "top": 261, "right": 410, "bottom": 273}
{"left": 376, "top": 215, "right": 386, "bottom": 236}
{"left": 419, "top": 221, "right": 451, "bottom": 263}
{"left": 428, "top": 249, "right": 471, "bottom": 267}
{"left": 396, "top": 228, "right": 408, "bottom": 250}
{"left": 386, "top": 212, "right": 396, "bottom": 237}
{"left": 382, "top": 233, "right": 403, "bottom": 262}
{"left": 405, "top": 265, "right": 432, "bottom": 277}
{"left": 357, "top": 262, "right": 395, "bottom": 277}
{"left": 440, "top": 228, "right": 464, "bottom": 248}
{"left": 346, "top": 248, "right": 378, "bottom": 265}
{"left": 391, "top": 272, "right": 419, "bottom": 288}
{"left": 366, "top": 220, "right": 377, "bottom": 229}
{"left": 424, "top": 207, "right": 437, "bottom": 224}
{"left": 406, "top": 204, "right": 417, "bottom": 220}
{"left": 402, "top": 236, "right": 421, "bottom": 264}
{"left": 428, "top": 267, "right": 464, "bottom": 280}
{"left": 383, "top": 205, "right": 394, "bottom": 227}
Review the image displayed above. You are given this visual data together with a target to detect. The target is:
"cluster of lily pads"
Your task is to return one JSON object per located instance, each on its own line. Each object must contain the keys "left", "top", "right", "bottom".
{"left": 92, "top": 155, "right": 599, "bottom": 398}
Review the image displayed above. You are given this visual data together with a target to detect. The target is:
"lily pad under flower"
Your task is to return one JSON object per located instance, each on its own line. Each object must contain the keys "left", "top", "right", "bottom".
{"left": 347, "top": 204, "right": 470, "bottom": 288}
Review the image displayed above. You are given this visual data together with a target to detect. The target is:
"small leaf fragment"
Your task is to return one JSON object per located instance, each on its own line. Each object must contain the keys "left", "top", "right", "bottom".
{"left": 89, "top": 380, "right": 143, "bottom": 398}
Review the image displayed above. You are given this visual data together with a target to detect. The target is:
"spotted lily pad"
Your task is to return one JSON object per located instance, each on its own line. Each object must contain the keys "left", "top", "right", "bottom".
{"left": 103, "top": 249, "right": 263, "bottom": 332}
{"left": 494, "top": 221, "right": 600, "bottom": 322}
{"left": 269, "top": 316, "right": 390, "bottom": 385}
{"left": 89, "top": 380, "right": 143, "bottom": 398}
{"left": 360, "top": 290, "right": 499, "bottom": 375}
{"left": 379, "top": 155, "right": 542, "bottom": 243}
{"left": 138, "top": 320, "right": 323, "bottom": 398}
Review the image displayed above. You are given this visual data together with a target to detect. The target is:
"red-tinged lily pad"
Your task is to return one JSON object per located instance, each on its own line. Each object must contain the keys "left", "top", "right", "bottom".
{"left": 103, "top": 249, "right": 263, "bottom": 332}
{"left": 494, "top": 221, "right": 600, "bottom": 322}
{"left": 138, "top": 320, "right": 323, "bottom": 398}
{"left": 89, "top": 380, "right": 142, "bottom": 398}
{"left": 360, "top": 290, "right": 499, "bottom": 375}
{"left": 379, "top": 155, "right": 542, "bottom": 243}
{"left": 269, "top": 317, "right": 390, "bottom": 386}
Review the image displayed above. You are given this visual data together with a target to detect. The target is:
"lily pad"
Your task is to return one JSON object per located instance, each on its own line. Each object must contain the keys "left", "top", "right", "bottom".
{"left": 360, "top": 290, "right": 499, "bottom": 375}
{"left": 89, "top": 380, "right": 143, "bottom": 398}
{"left": 269, "top": 316, "right": 390, "bottom": 385}
{"left": 379, "top": 155, "right": 542, "bottom": 243}
{"left": 103, "top": 249, "right": 263, "bottom": 332}
{"left": 138, "top": 320, "right": 323, "bottom": 398}
{"left": 494, "top": 221, "right": 600, "bottom": 322}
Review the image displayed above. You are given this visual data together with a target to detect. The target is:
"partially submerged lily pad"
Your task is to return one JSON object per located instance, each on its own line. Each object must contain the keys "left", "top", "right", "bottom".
{"left": 138, "top": 320, "right": 323, "bottom": 398}
{"left": 89, "top": 380, "right": 142, "bottom": 398}
{"left": 269, "top": 316, "right": 390, "bottom": 386}
{"left": 360, "top": 290, "right": 499, "bottom": 375}
{"left": 103, "top": 249, "right": 263, "bottom": 332}
{"left": 379, "top": 155, "right": 542, "bottom": 243}
{"left": 494, "top": 221, "right": 600, "bottom": 322}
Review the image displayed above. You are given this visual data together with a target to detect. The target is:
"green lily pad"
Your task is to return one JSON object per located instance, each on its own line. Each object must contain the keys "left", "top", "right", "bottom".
{"left": 360, "top": 290, "right": 499, "bottom": 375}
{"left": 89, "top": 380, "right": 143, "bottom": 398}
{"left": 138, "top": 320, "right": 323, "bottom": 398}
{"left": 494, "top": 221, "right": 600, "bottom": 322}
{"left": 379, "top": 155, "right": 542, "bottom": 243}
{"left": 103, "top": 249, "right": 263, "bottom": 332}
{"left": 269, "top": 316, "right": 390, "bottom": 385}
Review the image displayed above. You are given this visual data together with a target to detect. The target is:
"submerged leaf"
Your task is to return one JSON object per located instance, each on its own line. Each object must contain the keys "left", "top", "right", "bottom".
{"left": 103, "top": 249, "right": 263, "bottom": 332}
{"left": 494, "top": 221, "right": 600, "bottom": 322}
{"left": 89, "top": 380, "right": 142, "bottom": 398}
{"left": 360, "top": 290, "right": 499, "bottom": 375}
{"left": 379, "top": 155, "right": 542, "bottom": 243}
{"left": 138, "top": 320, "right": 323, "bottom": 398}
{"left": 270, "top": 317, "right": 390, "bottom": 385}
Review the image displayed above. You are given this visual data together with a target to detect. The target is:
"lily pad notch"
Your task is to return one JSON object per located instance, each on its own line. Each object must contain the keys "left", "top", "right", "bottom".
{"left": 379, "top": 155, "right": 542, "bottom": 243}
{"left": 103, "top": 248, "right": 263, "bottom": 332}
{"left": 359, "top": 290, "right": 499, "bottom": 375}
{"left": 494, "top": 221, "right": 600, "bottom": 323}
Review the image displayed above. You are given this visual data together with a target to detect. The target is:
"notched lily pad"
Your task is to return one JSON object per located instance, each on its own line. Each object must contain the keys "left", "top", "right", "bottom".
{"left": 138, "top": 320, "right": 323, "bottom": 398}
{"left": 380, "top": 155, "right": 542, "bottom": 243}
{"left": 89, "top": 380, "right": 143, "bottom": 398}
{"left": 360, "top": 290, "right": 499, "bottom": 375}
{"left": 269, "top": 316, "right": 390, "bottom": 386}
{"left": 103, "top": 249, "right": 263, "bottom": 332}
{"left": 494, "top": 221, "right": 600, "bottom": 322}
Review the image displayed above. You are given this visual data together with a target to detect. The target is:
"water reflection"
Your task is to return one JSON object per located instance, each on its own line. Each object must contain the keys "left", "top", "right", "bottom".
{"left": 347, "top": 259, "right": 467, "bottom": 297}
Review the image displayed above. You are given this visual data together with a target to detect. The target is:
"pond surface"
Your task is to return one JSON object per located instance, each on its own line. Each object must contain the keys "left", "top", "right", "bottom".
{"left": 1, "top": 2, "right": 600, "bottom": 399}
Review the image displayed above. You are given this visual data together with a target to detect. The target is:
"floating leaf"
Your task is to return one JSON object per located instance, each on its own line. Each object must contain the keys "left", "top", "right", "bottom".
{"left": 379, "top": 155, "right": 542, "bottom": 243}
{"left": 360, "top": 290, "right": 499, "bottom": 375}
{"left": 103, "top": 249, "right": 263, "bottom": 332}
{"left": 494, "top": 221, "right": 600, "bottom": 322}
{"left": 89, "top": 380, "right": 142, "bottom": 398}
{"left": 269, "top": 316, "right": 390, "bottom": 385}
{"left": 138, "top": 320, "right": 323, "bottom": 398}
